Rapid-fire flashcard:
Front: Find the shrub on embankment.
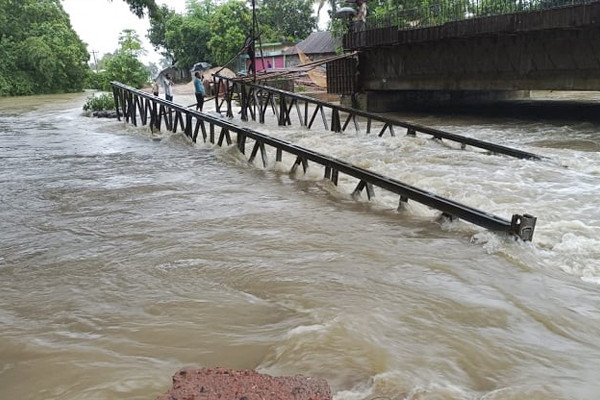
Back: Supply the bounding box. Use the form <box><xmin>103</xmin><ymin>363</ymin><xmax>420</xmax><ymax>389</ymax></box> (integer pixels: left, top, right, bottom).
<box><xmin>83</xmin><ymin>93</ymin><xmax>117</xmax><ymax>118</ymax></box>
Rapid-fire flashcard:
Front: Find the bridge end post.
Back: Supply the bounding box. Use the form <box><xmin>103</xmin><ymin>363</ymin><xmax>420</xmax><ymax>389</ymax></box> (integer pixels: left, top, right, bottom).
<box><xmin>510</xmin><ymin>214</ymin><xmax>537</xmax><ymax>242</ymax></box>
<box><xmin>111</xmin><ymin>86</ymin><xmax>121</xmax><ymax>121</ymax></box>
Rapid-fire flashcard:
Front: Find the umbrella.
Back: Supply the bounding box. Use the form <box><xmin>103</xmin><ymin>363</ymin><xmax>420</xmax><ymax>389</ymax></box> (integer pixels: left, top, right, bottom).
<box><xmin>335</xmin><ymin>7</ymin><xmax>357</xmax><ymax>19</ymax></box>
<box><xmin>191</xmin><ymin>62</ymin><xmax>212</xmax><ymax>72</ymax></box>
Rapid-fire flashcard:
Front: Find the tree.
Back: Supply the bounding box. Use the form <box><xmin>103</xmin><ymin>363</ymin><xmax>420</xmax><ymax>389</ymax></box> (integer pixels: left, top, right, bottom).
<box><xmin>147</xmin><ymin>4</ymin><xmax>179</xmax><ymax>65</ymax></box>
<box><xmin>115</xmin><ymin>0</ymin><xmax>160</xmax><ymax>19</ymax></box>
<box><xmin>207</xmin><ymin>0</ymin><xmax>252</xmax><ymax>67</ymax></box>
<box><xmin>147</xmin><ymin>0</ymin><xmax>320</xmax><ymax>71</ymax></box>
<box><xmin>148</xmin><ymin>0</ymin><xmax>216</xmax><ymax>69</ymax></box>
<box><xmin>158</xmin><ymin>57</ymin><xmax>172</xmax><ymax>69</ymax></box>
<box><xmin>365</xmin><ymin>0</ymin><xmax>470</xmax><ymax>28</ymax></box>
<box><xmin>117</xmin><ymin>28</ymin><xmax>147</xmax><ymax>58</ymax></box>
<box><xmin>0</xmin><ymin>0</ymin><xmax>90</xmax><ymax>96</ymax></box>
<box><xmin>104</xmin><ymin>29</ymin><xmax>150</xmax><ymax>89</ymax></box>
<box><xmin>258</xmin><ymin>0</ymin><xmax>317</xmax><ymax>42</ymax></box>
<box><xmin>313</xmin><ymin>0</ymin><xmax>328</xmax><ymax>26</ymax></box>
<box><xmin>98</xmin><ymin>53</ymin><xmax>115</xmax><ymax>71</ymax></box>
<box><xmin>147</xmin><ymin>62</ymin><xmax>159</xmax><ymax>79</ymax></box>
<box><xmin>165</xmin><ymin>8</ymin><xmax>214</xmax><ymax>68</ymax></box>
<box><xmin>469</xmin><ymin>0</ymin><xmax>524</xmax><ymax>17</ymax></box>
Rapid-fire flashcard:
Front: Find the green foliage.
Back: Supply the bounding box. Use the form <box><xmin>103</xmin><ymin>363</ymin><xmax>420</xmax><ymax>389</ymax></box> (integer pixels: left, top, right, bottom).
<box><xmin>104</xmin><ymin>53</ymin><xmax>149</xmax><ymax>89</ymax></box>
<box><xmin>85</xmin><ymin>70</ymin><xmax>111</xmax><ymax>91</ymax></box>
<box><xmin>0</xmin><ymin>0</ymin><xmax>90</xmax><ymax>96</ymax></box>
<box><xmin>114</xmin><ymin>0</ymin><xmax>160</xmax><ymax>19</ymax></box>
<box><xmin>258</xmin><ymin>0</ymin><xmax>317</xmax><ymax>42</ymax></box>
<box><xmin>82</xmin><ymin>93</ymin><xmax>115</xmax><ymax>112</ymax></box>
<box><xmin>207</xmin><ymin>1</ymin><xmax>252</xmax><ymax>67</ymax></box>
<box><xmin>329</xmin><ymin>17</ymin><xmax>348</xmax><ymax>41</ymax></box>
<box><xmin>367</xmin><ymin>0</ymin><xmax>478</xmax><ymax>27</ymax></box>
<box><xmin>118</xmin><ymin>29</ymin><xmax>146</xmax><ymax>58</ymax></box>
<box><xmin>97</xmin><ymin>53</ymin><xmax>115</xmax><ymax>71</ymax></box>
<box><xmin>164</xmin><ymin>11</ymin><xmax>212</xmax><ymax>68</ymax></box>
<box><xmin>104</xmin><ymin>29</ymin><xmax>150</xmax><ymax>88</ymax></box>
<box><xmin>147</xmin><ymin>62</ymin><xmax>159</xmax><ymax>78</ymax></box>
<box><xmin>469</xmin><ymin>0</ymin><xmax>524</xmax><ymax>16</ymax></box>
<box><xmin>148</xmin><ymin>0</ymin><xmax>318</xmax><ymax>71</ymax></box>
<box><xmin>147</xmin><ymin>4</ymin><xmax>178</xmax><ymax>64</ymax></box>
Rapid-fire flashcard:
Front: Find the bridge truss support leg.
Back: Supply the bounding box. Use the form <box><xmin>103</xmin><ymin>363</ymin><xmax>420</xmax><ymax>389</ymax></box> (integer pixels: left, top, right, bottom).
<box><xmin>278</xmin><ymin>95</ymin><xmax>292</xmax><ymax>126</ymax></box>
<box><xmin>379</xmin><ymin>123</ymin><xmax>395</xmax><ymax>137</ymax></box>
<box><xmin>259</xmin><ymin>92</ymin><xmax>269</xmax><ymax>123</ymax></box>
<box><xmin>249</xmin><ymin>141</ymin><xmax>268</xmax><ymax>168</ymax></box>
<box><xmin>331</xmin><ymin>109</ymin><xmax>342</xmax><ymax>133</ymax></box>
<box><xmin>398</xmin><ymin>195</ymin><xmax>409</xmax><ymax>211</ymax></box>
<box><xmin>218</xmin><ymin>127</ymin><xmax>232</xmax><ymax>146</ymax></box>
<box><xmin>290</xmin><ymin>156</ymin><xmax>308</xmax><ymax>175</ymax></box>
<box><xmin>193</xmin><ymin>119</ymin><xmax>207</xmax><ymax>143</ymax></box>
<box><xmin>240</xmin><ymin>87</ymin><xmax>248</xmax><ymax>121</ymax></box>
<box><xmin>342</xmin><ymin>113</ymin><xmax>360</xmax><ymax>134</ymax></box>
<box><xmin>352</xmin><ymin>180</ymin><xmax>375</xmax><ymax>200</ymax></box>
<box><xmin>237</xmin><ymin>133</ymin><xmax>247</xmax><ymax>154</ymax></box>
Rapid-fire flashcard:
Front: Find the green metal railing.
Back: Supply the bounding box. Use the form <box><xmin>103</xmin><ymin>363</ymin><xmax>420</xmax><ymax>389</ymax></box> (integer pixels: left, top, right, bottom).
<box><xmin>365</xmin><ymin>0</ymin><xmax>595</xmax><ymax>30</ymax></box>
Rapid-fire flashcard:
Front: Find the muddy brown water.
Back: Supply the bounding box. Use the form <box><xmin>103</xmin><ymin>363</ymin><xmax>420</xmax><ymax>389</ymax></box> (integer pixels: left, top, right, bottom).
<box><xmin>1</xmin><ymin>90</ymin><xmax>599</xmax><ymax>400</ymax></box>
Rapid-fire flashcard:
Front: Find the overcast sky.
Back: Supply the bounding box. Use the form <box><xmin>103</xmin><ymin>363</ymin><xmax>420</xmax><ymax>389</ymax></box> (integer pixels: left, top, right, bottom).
<box><xmin>61</xmin><ymin>0</ymin><xmax>187</xmax><ymax>65</ymax></box>
<box><xmin>62</xmin><ymin>0</ymin><xmax>330</xmax><ymax>66</ymax></box>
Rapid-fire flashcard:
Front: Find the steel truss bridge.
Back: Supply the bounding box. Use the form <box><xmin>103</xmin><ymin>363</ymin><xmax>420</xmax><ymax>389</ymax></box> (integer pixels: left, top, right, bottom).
<box><xmin>111</xmin><ymin>81</ymin><xmax>538</xmax><ymax>241</ymax></box>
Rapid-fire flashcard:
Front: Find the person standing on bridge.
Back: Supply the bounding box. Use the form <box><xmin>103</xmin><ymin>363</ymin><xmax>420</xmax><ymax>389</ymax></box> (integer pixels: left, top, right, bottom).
<box><xmin>163</xmin><ymin>73</ymin><xmax>174</xmax><ymax>102</ymax></box>
<box><xmin>244</xmin><ymin>36</ymin><xmax>256</xmax><ymax>75</ymax></box>
<box><xmin>194</xmin><ymin>72</ymin><xmax>206</xmax><ymax>111</ymax></box>
<box><xmin>152</xmin><ymin>78</ymin><xmax>159</xmax><ymax>97</ymax></box>
<box><xmin>356</xmin><ymin>0</ymin><xmax>367</xmax><ymax>31</ymax></box>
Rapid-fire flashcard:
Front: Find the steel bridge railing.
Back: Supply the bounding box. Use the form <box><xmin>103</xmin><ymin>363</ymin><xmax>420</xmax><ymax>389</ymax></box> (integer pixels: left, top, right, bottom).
<box><xmin>364</xmin><ymin>0</ymin><xmax>596</xmax><ymax>31</ymax></box>
<box><xmin>110</xmin><ymin>81</ymin><xmax>538</xmax><ymax>241</ymax></box>
<box><xmin>213</xmin><ymin>75</ymin><xmax>544</xmax><ymax>161</ymax></box>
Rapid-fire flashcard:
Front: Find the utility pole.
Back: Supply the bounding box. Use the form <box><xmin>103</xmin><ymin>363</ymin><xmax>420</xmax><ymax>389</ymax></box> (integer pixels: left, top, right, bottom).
<box><xmin>251</xmin><ymin>0</ymin><xmax>257</xmax><ymax>83</ymax></box>
<box><xmin>90</xmin><ymin>50</ymin><xmax>99</xmax><ymax>73</ymax></box>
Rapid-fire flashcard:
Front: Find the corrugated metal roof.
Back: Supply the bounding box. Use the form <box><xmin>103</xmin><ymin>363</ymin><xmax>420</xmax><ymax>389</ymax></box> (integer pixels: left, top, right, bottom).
<box><xmin>283</xmin><ymin>32</ymin><xmax>340</xmax><ymax>55</ymax></box>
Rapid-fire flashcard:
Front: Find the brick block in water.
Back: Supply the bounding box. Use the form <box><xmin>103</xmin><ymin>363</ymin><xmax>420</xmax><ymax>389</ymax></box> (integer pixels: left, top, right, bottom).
<box><xmin>156</xmin><ymin>367</ymin><xmax>332</xmax><ymax>400</ymax></box>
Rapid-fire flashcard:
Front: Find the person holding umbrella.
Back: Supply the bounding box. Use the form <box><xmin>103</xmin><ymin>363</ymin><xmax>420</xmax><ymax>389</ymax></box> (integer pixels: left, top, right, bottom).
<box><xmin>194</xmin><ymin>71</ymin><xmax>206</xmax><ymax>111</ymax></box>
<box><xmin>163</xmin><ymin>73</ymin><xmax>174</xmax><ymax>102</ymax></box>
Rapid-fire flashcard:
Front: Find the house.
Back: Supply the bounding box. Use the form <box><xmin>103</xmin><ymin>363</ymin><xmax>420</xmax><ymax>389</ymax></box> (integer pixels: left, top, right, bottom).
<box><xmin>240</xmin><ymin>32</ymin><xmax>341</xmax><ymax>73</ymax></box>
<box><xmin>282</xmin><ymin>31</ymin><xmax>341</xmax><ymax>68</ymax></box>
<box><xmin>240</xmin><ymin>41</ymin><xmax>291</xmax><ymax>73</ymax></box>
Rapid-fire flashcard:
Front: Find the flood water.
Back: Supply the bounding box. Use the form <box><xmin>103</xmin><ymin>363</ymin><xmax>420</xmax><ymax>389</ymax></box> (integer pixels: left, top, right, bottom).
<box><xmin>1</xmin><ymin>90</ymin><xmax>599</xmax><ymax>400</ymax></box>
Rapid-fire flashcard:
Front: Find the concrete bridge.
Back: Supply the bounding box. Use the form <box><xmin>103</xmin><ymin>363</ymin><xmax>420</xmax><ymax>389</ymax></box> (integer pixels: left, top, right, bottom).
<box><xmin>336</xmin><ymin>1</ymin><xmax>600</xmax><ymax>111</ymax></box>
